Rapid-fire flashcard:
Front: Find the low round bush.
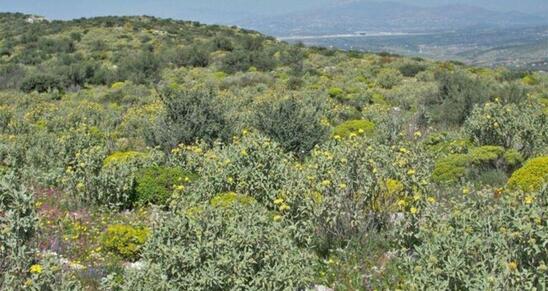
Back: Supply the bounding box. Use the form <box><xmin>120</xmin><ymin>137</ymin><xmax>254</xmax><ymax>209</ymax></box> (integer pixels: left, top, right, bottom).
<box><xmin>332</xmin><ymin>119</ymin><xmax>375</xmax><ymax>139</ymax></box>
<box><xmin>135</xmin><ymin>166</ymin><xmax>194</xmax><ymax>206</ymax></box>
<box><xmin>508</xmin><ymin>156</ymin><xmax>548</xmax><ymax>192</ymax></box>
<box><xmin>432</xmin><ymin>154</ymin><xmax>470</xmax><ymax>184</ymax></box>
<box><xmin>328</xmin><ymin>87</ymin><xmax>345</xmax><ymax>99</ymax></box>
<box><xmin>469</xmin><ymin>145</ymin><xmax>505</xmax><ymax>166</ymax></box>
<box><xmin>376</xmin><ymin>68</ymin><xmax>403</xmax><ymax>89</ymax></box>
<box><xmin>503</xmin><ymin>149</ymin><xmax>524</xmax><ymax>168</ymax></box>
<box><xmin>100</xmin><ymin>224</ymin><xmax>150</xmax><ymax>261</ymax></box>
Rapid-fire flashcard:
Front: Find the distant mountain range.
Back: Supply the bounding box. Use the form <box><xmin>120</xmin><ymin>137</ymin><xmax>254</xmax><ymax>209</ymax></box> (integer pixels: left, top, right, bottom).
<box><xmin>238</xmin><ymin>1</ymin><xmax>548</xmax><ymax>36</ymax></box>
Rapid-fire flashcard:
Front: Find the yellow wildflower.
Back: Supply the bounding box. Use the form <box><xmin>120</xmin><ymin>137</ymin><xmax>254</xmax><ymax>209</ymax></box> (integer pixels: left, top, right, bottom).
<box><xmin>507</xmin><ymin>261</ymin><xmax>518</xmax><ymax>272</ymax></box>
<box><xmin>175</xmin><ymin>185</ymin><xmax>185</xmax><ymax>191</ymax></box>
<box><xmin>321</xmin><ymin>180</ymin><xmax>331</xmax><ymax>187</ymax></box>
<box><xmin>279</xmin><ymin>203</ymin><xmax>290</xmax><ymax>212</ymax></box>
<box><xmin>273</xmin><ymin>215</ymin><xmax>283</xmax><ymax>222</ymax></box>
<box><xmin>397</xmin><ymin>199</ymin><xmax>407</xmax><ymax>207</ymax></box>
<box><xmin>273</xmin><ymin>198</ymin><xmax>284</xmax><ymax>205</ymax></box>
<box><xmin>30</xmin><ymin>264</ymin><xmax>43</xmax><ymax>274</ymax></box>
<box><xmin>410</xmin><ymin>207</ymin><xmax>418</xmax><ymax>215</ymax></box>
<box><xmin>462</xmin><ymin>187</ymin><xmax>470</xmax><ymax>195</ymax></box>
<box><xmin>427</xmin><ymin>197</ymin><xmax>436</xmax><ymax>204</ymax></box>
<box><xmin>333</xmin><ymin>135</ymin><xmax>341</xmax><ymax>141</ymax></box>
<box><xmin>338</xmin><ymin>183</ymin><xmax>347</xmax><ymax>190</ymax></box>
<box><xmin>524</xmin><ymin>195</ymin><xmax>534</xmax><ymax>205</ymax></box>
<box><xmin>407</xmin><ymin>169</ymin><xmax>416</xmax><ymax>176</ymax></box>
<box><xmin>240</xmin><ymin>149</ymin><xmax>248</xmax><ymax>156</ymax></box>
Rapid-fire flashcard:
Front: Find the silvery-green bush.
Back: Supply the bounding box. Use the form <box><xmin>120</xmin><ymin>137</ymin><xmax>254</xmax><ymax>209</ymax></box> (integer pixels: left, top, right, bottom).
<box><xmin>103</xmin><ymin>203</ymin><xmax>315</xmax><ymax>290</ymax></box>
<box><xmin>174</xmin><ymin>132</ymin><xmax>294</xmax><ymax>208</ymax></box>
<box><xmin>397</xmin><ymin>188</ymin><xmax>547</xmax><ymax>290</ymax></box>
<box><xmin>464</xmin><ymin>101</ymin><xmax>547</xmax><ymax>158</ymax></box>
<box><xmin>1</xmin><ymin>173</ymin><xmax>80</xmax><ymax>290</ymax></box>
<box><xmin>0</xmin><ymin>173</ymin><xmax>37</xmax><ymax>286</ymax></box>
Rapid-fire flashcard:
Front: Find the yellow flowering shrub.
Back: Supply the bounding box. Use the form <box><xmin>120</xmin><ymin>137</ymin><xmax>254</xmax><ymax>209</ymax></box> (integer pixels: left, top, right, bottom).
<box><xmin>103</xmin><ymin>151</ymin><xmax>147</xmax><ymax>168</ymax></box>
<box><xmin>210</xmin><ymin>192</ymin><xmax>256</xmax><ymax>208</ymax></box>
<box><xmin>508</xmin><ymin>156</ymin><xmax>548</xmax><ymax>192</ymax></box>
<box><xmin>100</xmin><ymin>224</ymin><xmax>150</xmax><ymax>260</ymax></box>
<box><xmin>332</xmin><ymin>119</ymin><xmax>375</xmax><ymax>139</ymax></box>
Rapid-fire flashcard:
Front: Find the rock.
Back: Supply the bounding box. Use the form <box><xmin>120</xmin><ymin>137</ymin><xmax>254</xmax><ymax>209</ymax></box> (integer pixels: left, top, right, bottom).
<box><xmin>312</xmin><ymin>285</ymin><xmax>334</xmax><ymax>291</ymax></box>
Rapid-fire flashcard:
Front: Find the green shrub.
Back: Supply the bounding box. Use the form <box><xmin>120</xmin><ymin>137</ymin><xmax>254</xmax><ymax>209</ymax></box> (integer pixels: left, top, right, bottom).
<box><xmin>1</xmin><ymin>175</ymin><xmax>80</xmax><ymax>289</ymax></box>
<box><xmin>103</xmin><ymin>204</ymin><xmax>315</xmax><ymax>290</ymax></box>
<box><xmin>422</xmin><ymin>68</ymin><xmax>489</xmax><ymax>126</ymax></box>
<box><xmin>398</xmin><ymin>189</ymin><xmax>547</xmax><ymax>290</ymax></box>
<box><xmin>522</xmin><ymin>74</ymin><xmax>538</xmax><ymax>86</ymax></box>
<box><xmin>464</xmin><ymin>102</ymin><xmax>547</xmax><ymax>158</ymax></box>
<box><xmin>306</xmin><ymin>136</ymin><xmax>433</xmax><ymax>252</ymax></box>
<box><xmin>376</xmin><ymin>68</ymin><xmax>403</xmax><ymax>89</ymax></box>
<box><xmin>0</xmin><ymin>175</ymin><xmax>37</xmax><ymax>270</ymax></box>
<box><xmin>146</xmin><ymin>87</ymin><xmax>233</xmax><ymax>151</ymax></box>
<box><xmin>503</xmin><ymin>149</ymin><xmax>524</xmax><ymax>168</ymax></box>
<box><xmin>254</xmin><ymin>95</ymin><xmax>329</xmax><ymax>157</ymax></box>
<box><xmin>20</xmin><ymin>73</ymin><xmax>63</xmax><ymax>93</ymax></box>
<box><xmin>432</xmin><ymin>154</ymin><xmax>470</xmax><ymax>184</ymax></box>
<box><xmin>177</xmin><ymin>132</ymin><xmax>292</xmax><ymax>209</ymax></box>
<box><xmin>508</xmin><ymin>156</ymin><xmax>548</xmax><ymax>192</ymax></box>
<box><xmin>118</xmin><ymin>50</ymin><xmax>161</xmax><ymax>84</ymax></box>
<box><xmin>135</xmin><ymin>166</ymin><xmax>194</xmax><ymax>206</ymax></box>
<box><xmin>172</xmin><ymin>45</ymin><xmax>210</xmax><ymax>68</ymax></box>
<box><xmin>221</xmin><ymin>49</ymin><xmax>276</xmax><ymax>73</ymax></box>
<box><xmin>66</xmin><ymin>146</ymin><xmax>154</xmax><ymax>209</ymax></box>
<box><xmin>398</xmin><ymin>62</ymin><xmax>427</xmax><ymax>77</ymax></box>
<box><xmin>332</xmin><ymin>119</ymin><xmax>375</xmax><ymax>139</ymax></box>
<box><xmin>328</xmin><ymin>87</ymin><xmax>345</xmax><ymax>99</ymax></box>
<box><xmin>477</xmin><ymin>169</ymin><xmax>508</xmax><ymax>187</ymax></box>
<box><xmin>100</xmin><ymin>224</ymin><xmax>150</xmax><ymax>261</ymax></box>
<box><xmin>469</xmin><ymin>145</ymin><xmax>505</xmax><ymax>166</ymax></box>
<box><xmin>432</xmin><ymin>146</ymin><xmax>525</xmax><ymax>185</ymax></box>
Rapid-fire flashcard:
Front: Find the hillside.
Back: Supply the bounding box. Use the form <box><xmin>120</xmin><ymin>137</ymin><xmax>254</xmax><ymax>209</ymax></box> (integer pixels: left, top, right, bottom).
<box><xmin>239</xmin><ymin>1</ymin><xmax>548</xmax><ymax>36</ymax></box>
<box><xmin>0</xmin><ymin>13</ymin><xmax>547</xmax><ymax>290</ymax></box>
<box><xmin>282</xmin><ymin>25</ymin><xmax>548</xmax><ymax>70</ymax></box>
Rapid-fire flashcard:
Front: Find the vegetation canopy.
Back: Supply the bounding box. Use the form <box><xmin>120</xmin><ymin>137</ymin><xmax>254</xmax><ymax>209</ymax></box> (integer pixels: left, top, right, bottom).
<box><xmin>0</xmin><ymin>12</ymin><xmax>546</xmax><ymax>290</ymax></box>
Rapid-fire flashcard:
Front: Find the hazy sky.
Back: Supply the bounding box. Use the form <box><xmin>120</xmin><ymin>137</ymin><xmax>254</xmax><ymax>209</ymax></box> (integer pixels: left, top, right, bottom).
<box><xmin>1</xmin><ymin>0</ymin><xmax>546</xmax><ymax>23</ymax></box>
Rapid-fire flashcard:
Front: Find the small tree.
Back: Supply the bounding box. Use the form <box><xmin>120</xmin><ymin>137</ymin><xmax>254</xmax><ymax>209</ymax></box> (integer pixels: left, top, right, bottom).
<box><xmin>146</xmin><ymin>87</ymin><xmax>232</xmax><ymax>151</ymax></box>
<box><xmin>421</xmin><ymin>68</ymin><xmax>489</xmax><ymax>126</ymax></box>
<box><xmin>254</xmin><ymin>95</ymin><xmax>329</xmax><ymax>157</ymax></box>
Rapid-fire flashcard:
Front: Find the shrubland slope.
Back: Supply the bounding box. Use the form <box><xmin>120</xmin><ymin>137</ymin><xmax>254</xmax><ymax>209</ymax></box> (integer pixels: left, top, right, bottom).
<box><xmin>0</xmin><ymin>13</ymin><xmax>547</xmax><ymax>290</ymax></box>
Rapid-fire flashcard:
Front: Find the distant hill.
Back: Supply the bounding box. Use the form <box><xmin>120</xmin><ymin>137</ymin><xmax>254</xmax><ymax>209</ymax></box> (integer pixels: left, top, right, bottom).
<box><xmin>239</xmin><ymin>1</ymin><xmax>548</xmax><ymax>36</ymax></box>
